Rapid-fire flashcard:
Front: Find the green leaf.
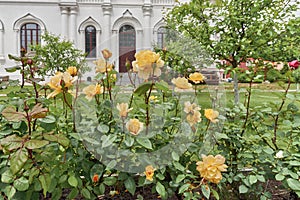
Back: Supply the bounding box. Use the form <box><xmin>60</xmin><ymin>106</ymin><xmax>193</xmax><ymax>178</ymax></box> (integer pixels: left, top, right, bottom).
<box><xmin>5</xmin><ymin>66</ymin><xmax>21</xmax><ymax>72</ymax></box>
<box><xmin>124</xmin><ymin>177</ymin><xmax>136</xmax><ymax>195</ymax></box>
<box><xmin>10</xmin><ymin>148</ymin><xmax>28</xmax><ymax>175</ymax></box>
<box><xmin>4</xmin><ymin>185</ymin><xmax>16</xmax><ymax>200</ymax></box>
<box><xmin>39</xmin><ymin>173</ymin><xmax>51</xmax><ymax>197</ymax></box>
<box><xmin>103</xmin><ymin>177</ymin><xmax>117</xmax><ymax>186</ymax></box>
<box><xmin>155</xmin><ymin>81</ymin><xmax>169</xmax><ymax>92</ymax></box>
<box><xmin>215</xmin><ymin>132</ymin><xmax>229</xmax><ymax>139</ymax></box>
<box><xmin>67</xmin><ymin>188</ymin><xmax>79</xmax><ymax>199</ymax></box>
<box><xmin>173</xmin><ymin>161</ymin><xmax>185</xmax><ymax>171</ymax></box>
<box><xmin>97</xmin><ymin>124</ymin><xmax>110</xmax><ymax>133</ymax></box>
<box><xmin>101</xmin><ymin>135</ymin><xmax>117</xmax><ymax>148</ymax></box>
<box><xmin>263</xmin><ymin>147</ymin><xmax>274</xmax><ymax>154</ymax></box>
<box><xmin>275</xmin><ymin>174</ymin><xmax>285</xmax><ymax>181</ymax></box>
<box><xmin>99</xmin><ymin>183</ymin><xmax>105</xmax><ymax>195</ymax></box>
<box><xmin>8</xmin><ymin>54</ymin><xmax>21</xmax><ymax>61</ymax></box>
<box><xmin>81</xmin><ymin>188</ymin><xmax>91</xmax><ymax>199</ymax></box>
<box><xmin>211</xmin><ymin>188</ymin><xmax>220</xmax><ymax>200</ymax></box>
<box><xmin>134</xmin><ymin>82</ymin><xmax>153</xmax><ymax>96</ymax></box>
<box><xmin>43</xmin><ymin>133</ymin><xmax>70</xmax><ymax>147</ymax></box>
<box><xmin>289</xmin><ymin>161</ymin><xmax>300</xmax><ymax>166</ymax></box>
<box><xmin>287</xmin><ymin>178</ymin><xmax>300</xmax><ymax>191</ymax></box>
<box><xmin>175</xmin><ymin>174</ymin><xmax>186</xmax><ymax>183</ymax></box>
<box><xmin>239</xmin><ymin>185</ymin><xmax>248</xmax><ymax>194</ymax></box>
<box><xmin>124</xmin><ymin>135</ymin><xmax>134</xmax><ymax>147</ymax></box>
<box><xmin>156</xmin><ymin>182</ymin><xmax>166</xmax><ymax>199</ymax></box>
<box><xmin>14</xmin><ymin>177</ymin><xmax>29</xmax><ymax>191</ymax></box>
<box><xmin>249</xmin><ymin>175</ymin><xmax>257</xmax><ymax>185</ymax></box>
<box><xmin>0</xmin><ymin>134</ymin><xmax>23</xmax><ymax>151</ymax></box>
<box><xmin>136</xmin><ymin>138</ymin><xmax>153</xmax><ymax>149</ymax></box>
<box><xmin>201</xmin><ymin>184</ymin><xmax>210</xmax><ymax>199</ymax></box>
<box><xmin>172</xmin><ymin>151</ymin><xmax>180</xmax><ymax>161</ymax></box>
<box><xmin>1</xmin><ymin>107</ymin><xmax>25</xmax><ymax>122</ymax></box>
<box><xmin>1</xmin><ymin>169</ymin><xmax>14</xmax><ymax>183</ymax></box>
<box><xmin>39</xmin><ymin>115</ymin><xmax>56</xmax><ymax>124</ymax></box>
<box><xmin>68</xmin><ymin>175</ymin><xmax>78</xmax><ymax>187</ymax></box>
<box><xmin>24</xmin><ymin>140</ymin><xmax>49</xmax><ymax>149</ymax></box>
<box><xmin>178</xmin><ymin>183</ymin><xmax>190</xmax><ymax>194</ymax></box>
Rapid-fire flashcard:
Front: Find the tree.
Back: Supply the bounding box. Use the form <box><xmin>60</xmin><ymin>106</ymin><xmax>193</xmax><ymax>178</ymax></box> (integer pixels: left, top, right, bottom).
<box><xmin>166</xmin><ymin>0</ymin><xmax>300</xmax><ymax>104</ymax></box>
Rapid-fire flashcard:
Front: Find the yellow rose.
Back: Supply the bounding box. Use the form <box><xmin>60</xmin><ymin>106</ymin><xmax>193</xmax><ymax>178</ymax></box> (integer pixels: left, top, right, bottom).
<box><xmin>196</xmin><ymin>154</ymin><xmax>227</xmax><ymax>184</ymax></box>
<box><xmin>116</xmin><ymin>103</ymin><xmax>132</xmax><ymax>118</ymax></box>
<box><xmin>184</xmin><ymin>101</ymin><xmax>200</xmax><ymax>114</ymax></box>
<box><xmin>144</xmin><ymin>165</ymin><xmax>155</xmax><ymax>181</ymax></box>
<box><xmin>94</xmin><ymin>58</ymin><xmax>113</xmax><ymax>73</ymax></box>
<box><xmin>204</xmin><ymin>109</ymin><xmax>219</xmax><ymax>123</ymax></box>
<box><xmin>132</xmin><ymin>50</ymin><xmax>164</xmax><ymax>80</ymax></box>
<box><xmin>126</xmin><ymin>118</ymin><xmax>143</xmax><ymax>135</ymax></box>
<box><xmin>186</xmin><ymin>110</ymin><xmax>202</xmax><ymax>126</ymax></box>
<box><xmin>82</xmin><ymin>84</ymin><xmax>103</xmax><ymax>101</ymax></box>
<box><xmin>66</xmin><ymin>66</ymin><xmax>78</xmax><ymax>76</ymax></box>
<box><xmin>101</xmin><ymin>49</ymin><xmax>112</xmax><ymax>60</ymax></box>
<box><xmin>189</xmin><ymin>72</ymin><xmax>205</xmax><ymax>84</ymax></box>
<box><xmin>47</xmin><ymin>72</ymin><xmax>77</xmax><ymax>98</ymax></box>
<box><xmin>171</xmin><ymin>77</ymin><xmax>192</xmax><ymax>90</ymax></box>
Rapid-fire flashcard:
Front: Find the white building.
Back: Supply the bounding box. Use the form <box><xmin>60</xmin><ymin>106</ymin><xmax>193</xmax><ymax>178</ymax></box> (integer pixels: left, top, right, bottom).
<box><xmin>0</xmin><ymin>0</ymin><xmax>174</xmax><ymax>80</ymax></box>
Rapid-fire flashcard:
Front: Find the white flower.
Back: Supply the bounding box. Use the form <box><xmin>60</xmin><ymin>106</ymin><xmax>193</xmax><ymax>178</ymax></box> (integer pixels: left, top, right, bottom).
<box><xmin>275</xmin><ymin>150</ymin><xmax>284</xmax><ymax>159</ymax></box>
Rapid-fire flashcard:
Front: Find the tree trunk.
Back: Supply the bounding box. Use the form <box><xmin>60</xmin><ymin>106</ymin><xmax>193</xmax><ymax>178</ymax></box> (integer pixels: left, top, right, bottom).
<box><xmin>233</xmin><ymin>72</ymin><xmax>239</xmax><ymax>105</ymax></box>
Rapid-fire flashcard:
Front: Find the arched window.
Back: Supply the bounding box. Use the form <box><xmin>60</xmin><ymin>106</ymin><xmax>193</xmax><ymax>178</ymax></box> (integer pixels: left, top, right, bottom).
<box><xmin>21</xmin><ymin>23</ymin><xmax>41</xmax><ymax>52</ymax></box>
<box><xmin>85</xmin><ymin>26</ymin><xmax>96</xmax><ymax>58</ymax></box>
<box><xmin>119</xmin><ymin>25</ymin><xmax>136</xmax><ymax>72</ymax></box>
<box><xmin>157</xmin><ymin>27</ymin><xmax>167</xmax><ymax>49</ymax></box>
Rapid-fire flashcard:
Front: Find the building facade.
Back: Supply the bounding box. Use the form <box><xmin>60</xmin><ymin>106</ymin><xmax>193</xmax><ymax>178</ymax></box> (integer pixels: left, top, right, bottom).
<box><xmin>0</xmin><ymin>0</ymin><xmax>174</xmax><ymax>80</ymax></box>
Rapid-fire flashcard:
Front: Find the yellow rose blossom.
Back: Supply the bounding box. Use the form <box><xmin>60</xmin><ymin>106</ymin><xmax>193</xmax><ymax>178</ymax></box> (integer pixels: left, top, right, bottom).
<box><xmin>94</xmin><ymin>58</ymin><xmax>113</xmax><ymax>73</ymax></box>
<box><xmin>116</xmin><ymin>103</ymin><xmax>132</xmax><ymax>118</ymax></box>
<box><xmin>126</xmin><ymin>118</ymin><xmax>143</xmax><ymax>135</ymax></box>
<box><xmin>186</xmin><ymin>110</ymin><xmax>202</xmax><ymax>126</ymax></box>
<box><xmin>196</xmin><ymin>154</ymin><xmax>228</xmax><ymax>184</ymax></box>
<box><xmin>66</xmin><ymin>66</ymin><xmax>77</xmax><ymax>76</ymax></box>
<box><xmin>132</xmin><ymin>50</ymin><xmax>164</xmax><ymax>80</ymax></box>
<box><xmin>184</xmin><ymin>101</ymin><xmax>200</xmax><ymax>114</ymax></box>
<box><xmin>101</xmin><ymin>49</ymin><xmax>112</xmax><ymax>59</ymax></box>
<box><xmin>149</xmin><ymin>95</ymin><xmax>158</xmax><ymax>102</ymax></box>
<box><xmin>171</xmin><ymin>77</ymin><xmax>192</xmax><ymax>91</ymax></box>
<box><xmin>204</xmin><ymin>109</ymin><xmax>219</xmax><ymax>123</ymax></box>
<box><xmin>144</xmin><ymin>165</ymin><xmax>155</xmax><ymax>181</ymax></box>
<box><xmin>82</xmin><ymin>84</ymin><xmax>103</xmax><ymax>101</ymax></box>
<box><xmin>47</xmin><ymin>72</ymin><xmax>77</xmax><ymax>98</ymax></box>
<box><xmin>189</xmin><ymin>72</ymin><xmax>205</xmax><ymax>84</ymax></box>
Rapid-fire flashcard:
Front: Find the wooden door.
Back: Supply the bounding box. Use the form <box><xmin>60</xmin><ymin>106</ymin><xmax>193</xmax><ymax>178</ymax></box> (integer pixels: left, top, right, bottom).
<box><xmin>119</xmin><ymin>25</ymin><xmax>136</xmax><ymax>72</ymax></box>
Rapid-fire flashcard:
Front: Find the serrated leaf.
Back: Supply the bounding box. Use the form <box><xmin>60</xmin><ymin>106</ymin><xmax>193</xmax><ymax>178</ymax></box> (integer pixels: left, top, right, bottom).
<box><xmin>178</xmin><ymin>183</ymin><xmax>190</xmax><ymax>194</ymax></box>
<box><xmin>0</xmin><ymin>134</ymin><xmax>23</xmax><ymax>151</ymax></box>
<box><xmin>239</xmin><ymin>185</ymin><xmax>248</xmax><ymax>194</ymax></box>
<box><xmin>124</xmin><ymin>135</ymin><xmax>134</xmax><ymax>147</ymax></box>
<box><xmin>103</xmin><ymin>177</ymin><xmax>117</xmax><ymax>186</ymax></box>
<box><xmin>1</xmin><ymin>107</ymin><xmax>25</xmax><ymax>122</ymax></box>
<box><xmin>156</xmin><ymin>182</ymin><xmax>166</xmax><ymax>198</ymax></box>
<box><xmin>81</xmin><ymin>188</ymin><xmax>91</xmax><ymax>199</ymax></box>
<box><xmin>10</xmin><ymin>148</ymin><xmax>28</xmax><ymax>175</ymax></box>
<box><xmin>125</xmin><ymin>177</ymin><xmax>136</xmax><ymax>195</ymax></box>
<box><xmin>43</xmin><ymin>133</ymin><xmax>70</xmax><ymax>147</ymax></box>
<box><xmin>68</xmin><ymin>175</ymin><xmax>78</xmax><ymax>187</ymax></box>
<box><xmin>173</xmin><ymin>161</ymin><xmax>185</xmax><ymax>171</ymax></box>
<box><xmin>201</xmin><ymin>184</ymin><xmax>210</xmax><ymax>199</ymax></box>
<box><xmin>39</xmin><ymin>115</ymin><xmax>56</xmax><ymax>124</ymax></box>
<box><xmin>14</xmin><ymin>177</ymin><xmax>29</xmax><ymax>191</ymax></box>
<box><xmin>275</xmin><ymin>174</ymin><xmax>285</xmax><ymax>181</ymax></box>
<box><xmin>134</xmin><ymin>82</ymin><xmax>153</xmax><ymax>95</ymax></box>
<box><xmin>29</xmin><ymin>103</ymin><xmax>48</xmax><ymax>119</ymax></box>
<box><xmin>136</xmin><ymin>138</ymin><xmax>153</xmax><ymax>149</ymax></box>
<box><xmin>211</xmin><ymin>188</ymin><xmax>220</xmax><ymax>200</ymax></box>
<box><xmin>172</xmin><ymin>152</ymin><xmax>180</xmax><ymax>161</ymax></box>
<box><xmin>155</xmin><ymin>81</ymin><xmax>169</xmax><ymax>92</ymax></box>
<box><xmin>102</xmin><ymin>135</ymin><xmax>117</xmax><ymax>148</ymax></box>
<box><xmin>67</xmin><ymin>188</ymin><xmax>79</xmax><ymax>199</ymax></box>
<box><xmin>249</xmin><ymin>175</ymin><xmax>257</xmax><ymax>185</ymax></box>
<box><xmin>1</xmin><ymin>169</ymin><xmax>14</xmax><ymax>183</ymax></box>
<box><xmin>39</xmin><ymin>173</ymin><xmax>51</xmax><ymax>197</ymax></box>
<box><xmin>287</xmin><ymin>178</ymin><xmax>300</xmax><ymax>191</ymax></box>
<box><xmin>97</xmin><ymin>124</ymin><xmax>110</xmax><ymax>133</ymax></box>
<box><xmin>175</xmin><ymin>174</ymin><xmax>185</xmax><ymax>183</ymax></box>
<box><xmin>24</xmin><ymin>140</ymin><xmax>49</xmax><ymax>149</ymax></box>
<box><xmin>99</xmin><ymin>183</ymin><xmax>105</xmax><ymax>195</ymax></box>
<box><xmin>4</xmin><ymin>185</ymin><xmax>16</xmax><ymax>200</ymax></box>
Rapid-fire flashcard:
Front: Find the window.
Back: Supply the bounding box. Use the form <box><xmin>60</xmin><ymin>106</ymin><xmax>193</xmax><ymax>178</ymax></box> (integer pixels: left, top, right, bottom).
<box><xmin>85</xmin><ymin>26</ymin><xmax>96</xmax><ymax>58</ymax></box>
<box><xmin>157</xmin><ymin>27</ymin><xmax>166</xmax><ymax>49</ymax></box>
<box><xmin>20</xmin><ymin>23</ymin><xmax>41</xmax><ymax>52</ymax></box>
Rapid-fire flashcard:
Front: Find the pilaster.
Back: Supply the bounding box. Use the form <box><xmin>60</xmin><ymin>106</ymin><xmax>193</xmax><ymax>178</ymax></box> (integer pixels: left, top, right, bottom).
<box><xmin>102</xmin><ymin>2</ymin><xmax>112</xmax><ymax>50</ymax></box>
<box><xmin>142</xmin><ymin>2</ymin><xmax>153</xmax><ymax>49</ymax></box>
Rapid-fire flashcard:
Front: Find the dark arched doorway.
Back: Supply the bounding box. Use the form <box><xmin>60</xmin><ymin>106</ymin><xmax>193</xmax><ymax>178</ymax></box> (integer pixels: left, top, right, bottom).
<box><xmin>119</xmin><ymin>25</ymin><xmax>136</xmax><ymax>72</ymax></box>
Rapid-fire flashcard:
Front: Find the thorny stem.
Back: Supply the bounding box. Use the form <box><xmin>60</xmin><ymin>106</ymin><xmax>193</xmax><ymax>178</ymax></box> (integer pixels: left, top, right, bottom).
<box><xmin>241</xmin><ymin>74</ymin><xmax>254</xmax><ymax>136</ymax></box>
<box><xmin>105</xmin><ymin>60</ymin><xmax>113</xmax><ymax>102</ymax></box>
<box><xmin>273</xmin><ymin>77</ymin><xmax>291</xmax><ymax>149</ymax></box>
<box><xmin>145</xmin><ymin>83</ymin><xmax>154</xmax><ymax>134</ymax></box>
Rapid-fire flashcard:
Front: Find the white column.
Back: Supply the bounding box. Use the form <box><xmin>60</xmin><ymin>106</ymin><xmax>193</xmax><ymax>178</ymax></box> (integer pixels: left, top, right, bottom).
<box><xmin>136</xmin><ymin>30</ymin><xmax>143</xmax><ymax>52</ymax></box>
<box><xmin>143</xmin><ymin>4</ymin><xmax>152</xmax><ymax>49</ymax></box>
<box><xmin>102</xmin><ymin>3</ymin><xmax>112</xmax><ymax>50</ymax></box>
<box><xmin>61</xmin><ymin>7</ymin><xmax>69</xmax><ymax>39</ymax></box>
<box><xmin>96</xmin><ymin>30</ymin><xmax>101</xmax><ymax>58</ymax></box>
<box><xmin>69</xmin><ymin>7</ymin><xmax>77</xmax><ymax>44</ymax></box>
<box><xmin>0</xmin><ymin>30</ymin><xmax>4</xmax><ymax>60</ymax></box>
<box><xmin>111</xmin><ymin>30</ymin><xmax>118</xmax><ymax>71</ymax></box>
